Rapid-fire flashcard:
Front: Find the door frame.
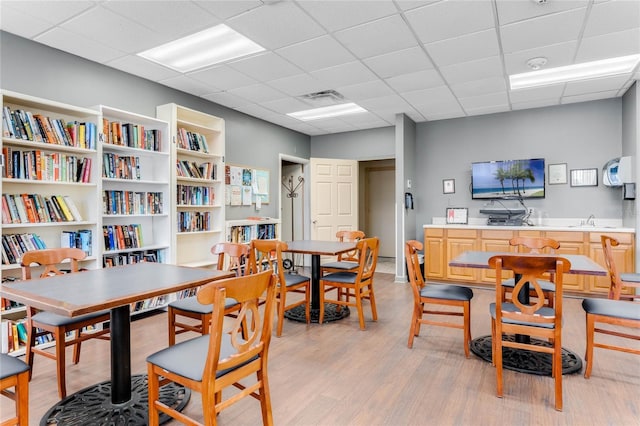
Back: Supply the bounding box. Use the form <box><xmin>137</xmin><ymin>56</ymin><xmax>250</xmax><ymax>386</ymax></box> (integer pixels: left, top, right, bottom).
<box><xmin>279</xmin><ymin>154</ymin><xmax>310</xmax><ymax>266</ymax></box>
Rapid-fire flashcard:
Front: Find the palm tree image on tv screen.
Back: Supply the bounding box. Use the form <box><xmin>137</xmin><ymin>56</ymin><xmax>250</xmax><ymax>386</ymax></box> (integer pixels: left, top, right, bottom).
<box><xmin>471</xmin><ymin>159</ymin><xmax>545</xmax><ymax>199</ymax></box>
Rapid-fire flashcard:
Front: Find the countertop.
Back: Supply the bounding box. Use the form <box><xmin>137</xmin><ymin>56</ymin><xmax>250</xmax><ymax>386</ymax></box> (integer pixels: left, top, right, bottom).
<box><xmin>423</xmin><ymin>223</ymin><xmax>636</xmax><ymax>233</ymax></box>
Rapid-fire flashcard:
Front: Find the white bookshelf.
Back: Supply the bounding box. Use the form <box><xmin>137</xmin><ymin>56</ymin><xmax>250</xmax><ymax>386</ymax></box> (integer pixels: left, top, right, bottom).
<box><xmin>156</xmin><ymin>103</ymin><xmax>225</xmax><ymax>268</ymax></box>
<box><xmin>226</xmin><ymin>218</ymin><xmax>281</xmax><ymax>244</ymax></box>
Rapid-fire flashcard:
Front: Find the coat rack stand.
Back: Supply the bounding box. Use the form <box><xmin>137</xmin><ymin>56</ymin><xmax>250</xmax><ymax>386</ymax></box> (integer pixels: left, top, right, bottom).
<box><xmin>282</xmin><ymin>175</ymin><xmax>304</xmax><ymax>272</ymax></box>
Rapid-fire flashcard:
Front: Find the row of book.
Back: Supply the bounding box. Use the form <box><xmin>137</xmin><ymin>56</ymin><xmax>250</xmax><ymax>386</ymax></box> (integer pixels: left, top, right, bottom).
<box><xmin>1</xmin><ymin>232</ymin><xmax>46</xmax><ymax>265</ymax></box>
<box><xmin>2</xmin><ymin>193</ymin><xmax>83</xmax><ymax>225</ymax></box>
<box><xmin>61</xmin><ymin>229</ymin><xmax>92</xmax><ymax>256</ymax></box>
<box><xmin>103</xmin><ymin>224</ymin><xmax>144</xmax><ymax>251</ymax></box>
<box><xmin>130</xmin><ymin>295</ymin><xmax>168</xmax><ymax>314</ymax></box>
<box><xmin>102</xmin><ymin>153</ymin><xmax>141</xmax><ymax>180</ymax></box>
<box><xmin>178</xmin><ymin>211</ymin><xmax>211</xmax><ymax>232</ymax></box>
<box><xmin>176</xmin><ymin>185</ymin><xmax>215</xmax><ymax>206</ymax></box>
<box><xmin>103</xmin><ymin>248</ymin><xmax>164</xmax><ymax>268</ymax></box>
<box><xmin>176</xmin><ymin>160</ymin><xmax>217</xmax><ymax>180</ymax></box>
<box><xmin>1</xmin><ymin>277</ymin><xmax>23</xmax><ymax>311</ymax></box>
<box><xmin>102</xmin><ymin>118</ymin><xmax>162</xmax><ymax>151</ymax></box>
<box><xmin>1</xmin><ymin>319</ymin><xmax>102</xmax><ymax>354</ymax></box>
<box><xmin>228</xmin><ymin>223</ymin><xmax>278</xmax><ymax>244</ymax></box>
<box><xmin>2</xmin><ymin>147</ymin><xmax>93</xmax><ymax>183</ymax></box>
<box><xmin>3</xmin><ymin>106</ymin><xmax>97</xmax><ymax>149</ymax></box>
<box><xmin>177</xmin><ymin>127</ymin><xmax>209</xmax><ymax>153</ymax></box>
<box><xmin>102</xmin><ymin>190</ymin><xmax>163</xmax><ymax>215</ymax></box>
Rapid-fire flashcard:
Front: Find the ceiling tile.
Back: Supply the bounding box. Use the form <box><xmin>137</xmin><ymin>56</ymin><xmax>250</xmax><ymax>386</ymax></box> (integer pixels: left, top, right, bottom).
<box><xmin>426</xmin><ymin>28</ymin><xmax>500</xmax><ymax>68</ymax></box>
<box><xmin>227</xmin><ymin>83</ymin><xmax>287</xmax><ymax>103</ymax></box>
<box><xmin>385</xmin><ymin>69</ymin><xmax>444</xmax><ymax>92</ymax></box>
<box><xmin>509</xmin><ymin>84</ymin><xmax>564</xmax><ymax>103</ymax></box>
<box><xmin>395</xmin><ymin>1</ymin><xmax>440</xmax><ymax>12</ymax></box>
<box><xmin>35</xmin><ymin>27</ymin><xmax>124</xmax><ymax>64</ymax></box>
<box><xmin>459</xmin><ymin>92</ymin><xmax>509</xmax><ymax>111</ymax></box>
<box><xmin>233</xmin><ymin>103</ymin><xmax>281</xmax><ymax>120</ymax></box>
<box><xmin>450</xmin><ymin>77</ymin><xmax>508</xmax><ymax>98</ymax></box>
<box><xmin>504</xmin><ymin>41</ymin><xmax>577</xmax><ymax>75</ymax></box>
<box><xmin>60</xmin><ymin>5</ymin><xmax>169</xmax><ymax>53</ymax></box>
<box><xmin>495</xmin><ymin>0</ymin><xmax>589</xmax><ymax>25</ymax></box>
<box><xmin>102</xmin><ymin>1</ymin><xmax>219</xmax><ymax>38</ymax></box>
<box><xmin>276</xmin><ymin>35</ymin><xmax>355</xmax><ymax>72</ymax></box>
<box><xmin>440</xmin><ymin>56</ymin><xmax>504</xmax><ymax>85</ymax></box>
<box><xmin>464</xmin><ymin>104</ymin><xmax>511</xmax><ymax>117</ymax></box>
<box><xmin>583</xmin><ymin>0</ymin><xmax>640</xmax><ymax>37</ymax></box>
<box><xmin>358</xmin><ymin>94</ymin><xmax>415</xmax><ymax>111</ymax></box>
<box><xmin>267</xmin><ymin>73</ymin><xmax>326</xmax><ymax>97</ymax></box>
<box><xmin>333</xmin><ymin>14</ymin><xmax>417</xmax><ymax>59</ymax></box>
<box><xmin>228</xmin><ymin>52</ymin><xmax>303</xmax><ymax>82</ymax></box>
<box><xmin>296</xmin><ymin>0</ymin><xmax>397</xmax><ymax>32</ymax></box>
<box><xmin>561</xmin><ymin>89</ymin><xmax>621</xmax><ymax>105</ymax></box>
<box><xmin>187</xmin><ymin>65</ymin><xmax>256</xmax><ymax>91</ymax></box>
<box><xmin>563</xmin><ymin>74</ymin><xmax>633</xmax><ymax>96</ymax></box>
<box><xmin>1</xmin><ymin>0</ymin><xmax>96</xmax><ymax>25</ymax></box>
<box><xmin>201</xmin><ymin>91</ymin><xmax>254</xmax><ymax>109</ymax></box>
<box><xmin>226</xmin><ymin>1</ymin><xmax>325</xmax><ymax>50</ymax></box>
<box><xmin>415</xmin><ymin>101</ymin><xmax>465</xmax><ymax>120</ymax></box>
<box><xmin>261</xmin><ymin>97</ymin><xmax>313</xmax><ymax>114</ymax></box>
<box><xmin>310</xmin><ymin>61</ymin><xmax>378</xmax><ymax>88</ymax></box>
<box><xmin>404</xmin><ymin>0</ymin><xmax>495</xmax><ymax>44</ymax></box>
<box><xmin>0</xmin><ymin>6</ymin><xmax>59</xmax><ymax>39</ymax></box>
<box><xmin>193</xmin><ymin>1</ymin><xmax>263</xmax><ymax>20</ymax></box>
<box><xmin>401</xmin><ymin>85</ymin><xmax>458</xmax><ymax>108</ymax></box>
<box><xmin>511</xmin><ymin>98</ymin><xmax>562</xmax><ymax>110</ymax></box>
<box><xmin>500</xmin><ymin>7</ymin><xmax>587</xmax><ymax>53</ymax></box>
<box><xmin>336</xmin><ymin>80</ymin><xmax>395</xmax><ymax>101</ymax></box>
<box><xmin>363</xmin><ymin>46</ymin><xmax>434</xmax><ymax>79</ymax></box>
<box><xmin>576</xmin><ymin>28</ymin><xmax>640</xmax><ymax>63</ymax></box>
<box><xmin>337</xmin><ymin>112</ymin><xmax>390</xmax><ymax>127</ymax></box>
<box><xmin>106</xmin><ymin>55</ymin><xmax>181</xmax><ymax>82</ymax></box>
<box><xmin>158</xmin><ymin>75</ymin><xmax>217</xmax><ymax>96</ymax></box>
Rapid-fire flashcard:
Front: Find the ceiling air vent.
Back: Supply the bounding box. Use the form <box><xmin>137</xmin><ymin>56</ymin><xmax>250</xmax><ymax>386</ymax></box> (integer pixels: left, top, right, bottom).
<box><xmin>299</xmin><ymin>90</ymin><xmax>345</xmax><ymax>106</ymax></box>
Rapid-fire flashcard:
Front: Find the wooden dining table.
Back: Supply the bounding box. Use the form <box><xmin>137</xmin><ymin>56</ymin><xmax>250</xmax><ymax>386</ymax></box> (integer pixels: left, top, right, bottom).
<box><xmin>0</xmin><ymin>262</ymin><xmax>233</xmax><ymax>425</ymax></box>
<box><xmin>449</xmin><ymin>251</ymin><xmax>607</xmax><ymax>376</ymax></box>
<box><xmin>284</xmin><ymin>240</ymin><xmax>357</xmax><ymax>323</ymax></box>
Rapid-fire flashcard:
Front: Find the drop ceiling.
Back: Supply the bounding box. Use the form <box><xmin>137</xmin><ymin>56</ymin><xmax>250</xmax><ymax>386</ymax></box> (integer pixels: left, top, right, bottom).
<box><xmin>1</xmin><ymin>0</ymin><xmax>639</xmax><ymax>136</ymax></box>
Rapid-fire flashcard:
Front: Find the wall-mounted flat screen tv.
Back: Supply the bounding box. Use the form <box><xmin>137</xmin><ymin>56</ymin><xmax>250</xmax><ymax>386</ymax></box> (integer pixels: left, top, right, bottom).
<box><xmin>472</xmin><ymin>158</ymin><xmax>545</xmax><ymax>199</ymax></box>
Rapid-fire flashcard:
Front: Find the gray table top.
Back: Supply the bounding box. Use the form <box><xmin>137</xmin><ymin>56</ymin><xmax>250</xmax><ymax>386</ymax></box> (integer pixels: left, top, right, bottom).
<box><xmin>285</xmin><ymin>240</ymin><xmax>356</xmax><ymax>256</ymax></box>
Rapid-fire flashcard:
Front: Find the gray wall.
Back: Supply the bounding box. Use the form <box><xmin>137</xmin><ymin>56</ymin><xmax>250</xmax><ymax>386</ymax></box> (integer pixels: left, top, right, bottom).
<box><xmin>396</xmin><ymin>114</ymin><xmax>416</xmax><ymax>280</ymax></box>
<box><xmin>0</xmin><ymin>32</ymin><xmax>310</xmax><ymax>220</ymax></box>
<box><xmin>415</xmin><ymin>99</ymin><xmax>624</xmax><ymax>240</ymax></box>
<box><xmin>621</xmin><ymin>83</ymin><xmax>638</xmax><ymax>229</ymax></box>
<box><xmin>310</xmin><ymin>126</ymin><xmax>394</xmax><ymax>160</ymax></box>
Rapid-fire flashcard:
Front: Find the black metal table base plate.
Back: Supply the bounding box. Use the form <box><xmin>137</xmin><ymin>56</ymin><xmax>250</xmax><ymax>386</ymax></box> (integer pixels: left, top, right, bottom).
<box><xmin>284</xmin><ymin>303</ymin><xmax>350</xmax><ymax>323</ymax></box>
<box><xmin>470</xmin><ymin>335</ymin><xmax>582</xmax><ymax>376</ymax></box>
<box><xmin>41</xmin><ymin>374</ymin><xmax>190</xmax><ymax>425</ymax></box>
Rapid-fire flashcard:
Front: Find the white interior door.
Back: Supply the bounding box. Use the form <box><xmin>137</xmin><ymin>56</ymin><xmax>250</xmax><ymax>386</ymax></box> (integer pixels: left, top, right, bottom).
<box><xmin>310</xmin><ymin>158</ymin><xmax>358</xmax><ymax>241</ymax></box>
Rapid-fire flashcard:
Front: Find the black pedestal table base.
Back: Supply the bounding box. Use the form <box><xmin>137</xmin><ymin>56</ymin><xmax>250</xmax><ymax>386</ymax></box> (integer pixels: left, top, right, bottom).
<box><xmin>284</xmin><ymin>303</ymin><xmax>350</xmax><ymax>323</ymax></box>
<box><xmin>41</xmin><ymin>374</ymin><xmax>190</xmax><ymax>425</ymax></box>
<box><xmin>470</xmin><ymin>335</ymin><xmax>582</xmax><ymax>376</ymax></box>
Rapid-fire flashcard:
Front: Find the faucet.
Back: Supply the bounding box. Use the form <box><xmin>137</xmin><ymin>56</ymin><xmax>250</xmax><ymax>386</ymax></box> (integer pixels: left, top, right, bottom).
<box><xmin>581</xmin><ymin>214</ymin><xmax>596</xmax><ymax>227</ymax></box>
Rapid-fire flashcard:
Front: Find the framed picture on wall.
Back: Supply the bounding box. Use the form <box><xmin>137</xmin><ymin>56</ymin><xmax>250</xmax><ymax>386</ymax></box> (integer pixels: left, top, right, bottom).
<box><xmin>446</xmin><ymin>207</ymin><xmax>468</xmax><ymax>224</ymax></box>
<box><xmin>570</xmin><ymin>168</ymin><xmax>598</xmax><ymax>187</ymax></box>
<box><xmin>443</xmin><ymin>179</ymin><xmax>455</xmax><ymax>194</ymax></box>
<box><xmin>548</xmin><ymin>163</ymin><xmax>568</xmax><ymax>185</ymax></box>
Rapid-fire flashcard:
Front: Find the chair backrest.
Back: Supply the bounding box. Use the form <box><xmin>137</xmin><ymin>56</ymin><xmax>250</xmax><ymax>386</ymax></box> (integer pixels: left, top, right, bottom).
<box><xmin>601</xmin><ymin>235</ymin><xmax>624</xmax><ymax>300</ymax></box>
<box><xmin>21</xmin><ymin>248</ymin><xmax>86</xmax><ymax>280</ymax></box>
<box><xmin>405</xmin><ymin>240</ymin><xmax>425</xmax><ymax>298</ymax></box>
<box><xmin>211</xmin><ymin>242</ymin><xmax>250</xmax><ymax>276</ymax></box>
<box><xmin>354</xmin><ymin>237</ymin><xmax>380</xmax><ymax>283</ymax></box>
<box><xmin>489</xmin><ymin>255</ymin><xmax>570</xmax><ymax>327</ymax></box>
<box><xmin>247</xmin><ymin>239</ymin><xmax>286</xmax><ymax>285</ymax></box>
<box><xmin>196</xmin><ymin>269</ymin><xmax>276</xmax><ymax>391</ymax></box>
<box><xmin>336</xmin><ymin>230</ymin><xmax>365</xmax><ymax>262</ymax></box>
<box><xmin>509</xmin><ymin>236</ymin><xmax>560</xmax><ymax>254</ymax></box>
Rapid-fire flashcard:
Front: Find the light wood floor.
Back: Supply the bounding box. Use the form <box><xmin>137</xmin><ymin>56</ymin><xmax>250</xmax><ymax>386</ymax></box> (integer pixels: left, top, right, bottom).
<box><xmin>3</xmin><ymin>272</ymin><xmax>639</xmax><ymax>425</ymax></box>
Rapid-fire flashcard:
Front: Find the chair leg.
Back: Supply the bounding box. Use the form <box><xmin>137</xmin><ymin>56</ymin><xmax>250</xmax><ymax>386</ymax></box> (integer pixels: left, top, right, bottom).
<box><xmin>54</xmin><ymin>328</ymin><xmax>67</xmax><ymax>399</ymax></box>
<box><xmin>319</xmin><ymin>284</ymin><xmax>326</xmax><ymax>325</ymax></box>
<box><xmin>72</xmin><ymin>329</ymin><xmax>81</xmax><ymax>364</ymax></box>
<box><xmin>355</xmin><ymin>289</ymin><xmax>366</xmax><ymax>330</ymax></box>
<box><xmin>276</xmin><ymin>291</ymin><xmax>285</xmax><ymax>337</ymax></box>
<box><xmin>584</xmin><ymin>313</ymin><xmax>595</xmax><ymax>379</ymax></box>
<box><xmin>168</xmin><ymin>307</ymin><xmax>177</xmax><ymax>346</ymax></box>
<box><xmin>490</xmin><ymin>318</ymin><xmax>496</xmax><ymax>366</ymax></box>
<box><xmin>257</xmin><ymin>364</ymin><xmax>274</xmax><ymax>426</ymax></box>
<box><xmin>16</xmin><ymin>370</ymin><xmax>29</xmax><ymax>426</ymax></box>
<box><xmin>407</xmin><ymin>307</ymin><xmax>420</xmax><ymax>348</ymax></box>
<box><xmin>25</xmin><ymin>323</ymin><xmax>36</xmax><ymax>380</ymax></box>
<box><xmin>463</xmin><ymin>301</ymin><xmax>471</xmax><ymax>358</ymax></box>
<box><xmin>554</xmin><ymin>336</ymin><xmax>563</xmax><ymax>411</ymax></box>
<box><xmin>495</xmin><ymin>323</ymin><xmax>503</xmax><ymax>398</ymax></box>
<box><xmin>305</xmin><ymin>285</ymin><xmax>310</xmax><ymax>324</ymax></box>
<box><xmin>147</xmin><ymin>365</ymin><xmax>160</xmax><ymax>426</ymax></box>
<box><xmin>368</xmin><ymin>284</ymin><xmax>378</xmax><ymax>322</ymax></box>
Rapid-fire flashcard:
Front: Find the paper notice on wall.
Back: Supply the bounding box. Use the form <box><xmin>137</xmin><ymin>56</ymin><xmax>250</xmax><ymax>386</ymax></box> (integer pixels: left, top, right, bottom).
<box><xmin>230</xmin><ymin>185</ymin><xmax>242</xmax><ymax>206</ymax></box>
<box><xmin>242</xmin><ymin>186</ymin><xmax>252</xmax><ymax>205</ymax></box>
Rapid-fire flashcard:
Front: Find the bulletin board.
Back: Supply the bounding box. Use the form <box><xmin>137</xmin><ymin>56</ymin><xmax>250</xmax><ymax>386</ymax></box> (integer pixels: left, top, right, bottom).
<box><xmin>225</xmin><ymin>164</ymin><xmax>270</xmax><ymax>206</ymax></box>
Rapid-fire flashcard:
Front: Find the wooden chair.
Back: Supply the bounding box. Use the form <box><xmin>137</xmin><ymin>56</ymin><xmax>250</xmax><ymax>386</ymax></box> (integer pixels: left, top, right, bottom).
<box><xmin>321</xmin><ymin>230</ymin><xmax>365</xmax><ymax>274</ymax></box>
<box><xmin>405</xmin><ymin>240</ymin><xmax>473</xmax><ymax>356</ymax></box>
<box><xmin>147</xmin><ymin>269</ymin><xmax>277</xmax><ymax>426</ymax></box>
<box><xmin>21</xmin><ymin>247</ymin><xmax>110</xmax><ymax>399</ymax></box>
<box><xmin>0</xmin><ymin>353</ymin><xmax>29</xmax><ymax>426</ymax></box>
<box><xmin>489</xmin><ymin>254</ymin><xmax>570</xmax><ymax>411</ymax></box>
<box><xmin>502</xmin><ymin>236</ymin><xmax>560</xmax><ymax>308</ymax></box>
<box><xmin>600</xmin><ymin>235</ymin><xmax>640</xmax><ymax>301</ymax></box>
<box><xmin>168</xmin><ymin>242</ymin><xmax>249</xmax><ymax>346</ymax></box>
<box><xmin>320</xmin><ymin>237</ymin><xmax>379</xmax><ymax>330</ymax></box>
<box><xmin>248</xmin><ymin>240</ymin><xmax>310</xmax><ymax>336</ymax></box>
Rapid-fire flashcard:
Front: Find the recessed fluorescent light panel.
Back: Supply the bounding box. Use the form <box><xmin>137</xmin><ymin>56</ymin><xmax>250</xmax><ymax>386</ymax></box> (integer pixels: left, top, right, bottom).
<box><xmin>138</xmin><ymin>24</ymin><xmax>264</xmax><ymax>72</ymax></box>
<box><xmin>509</xmin><ymin>54</ymin><xmax>640</xmax><ymax>90</ymax></box>
<box><xmin>288</xmin><ymin>103</ymin><xmax>367</xmax><ymax>121</ymax></box>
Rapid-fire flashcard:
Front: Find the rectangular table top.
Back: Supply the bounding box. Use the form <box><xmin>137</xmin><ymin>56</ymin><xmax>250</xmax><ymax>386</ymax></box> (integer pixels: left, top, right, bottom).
<box><xmin>449</xmin><ymin>251</ymin><xmax>607</xmax><ymax>276</ymax></box>
<box><xmin>285</xmin><ymin>240</ymin><xmax>356</xmax><ymax>256</ymax></box>
<box><xmin>0</xmin><ymin>262</ymin><xmax>234</xmax><ymax>317</ymax></box>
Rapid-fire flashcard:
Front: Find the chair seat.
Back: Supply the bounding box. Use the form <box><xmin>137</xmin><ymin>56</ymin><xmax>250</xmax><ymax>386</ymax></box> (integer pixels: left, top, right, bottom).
<box><xmin>32</xmin><ymin>310</ymin><xmax>109</xmax><ymax>327</ymax></box>
<box><xmin>321</xmin><ymin>272</ymin><xmax>357</xmax><ymax>284</ymax></box>
<box><xmin>0</xmin><ymin>353</ymin><xmax>29</xmax><ymax>380</ymax></box>
<box><xmin>501</xmin><ymin>278</ymin><xmax>556</xmax><ymax>292</ymax></box>
<box><xmin>168</xmin><ymin>296</ymin><xmax>239</xmax><ymax>314</ymax></box>
<box><xmin>147</xmin><ymin>334</ymin><xmax>255</xmax><ymax>382</ymax></box>
<box><xmin>489</xmin><ymin>302</ymin><xmax>555</xmax><ymax>329</ymax></box>
<box><xmin>283</xmin><ymin>272</ymin><xmax>310</xmax><ymax>287</ymax></box>
<box><xmin>321</xmin><ymin>261</ymin><xmax>358</xmax><ymax>270</ymax></box>
<box><xmin>620</xmin><ymin>273</ymin><xmax>640</xmax><ymax>283</ymax></box>
<box><xmin>420</xmin><ymin>284</ymin><xmax>473</xmax><ymax>301</ymax></box>
<box><xmin>582</xmin><ymin>298</ymin><xmax>640</xmax><ymax>321</ymax></box>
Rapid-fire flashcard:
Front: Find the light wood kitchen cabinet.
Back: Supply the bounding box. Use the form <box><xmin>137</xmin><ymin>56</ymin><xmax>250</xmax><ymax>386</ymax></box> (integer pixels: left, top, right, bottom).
<box><xmin>423</xmin><ymin>226</ymin><xmax>635</xmax><ymax>296</ymax></box>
